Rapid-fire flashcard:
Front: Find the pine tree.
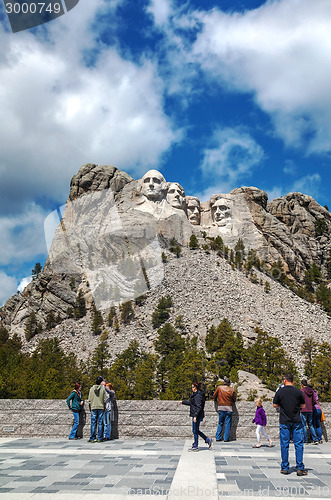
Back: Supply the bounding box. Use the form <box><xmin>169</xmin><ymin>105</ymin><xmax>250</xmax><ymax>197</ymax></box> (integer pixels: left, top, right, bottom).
<box><xmin>189</xmin><ymin>234</ymin><xmax>199</xmax><ymax>250</ymax></box>
<box><xmin>74</xmin><ymin>290</ymin><xmax>86</xmax><ymax>319</ymax></box>
<box><xmin>91</xmin><ymin>304</ymin><xmax>103</xmax><ymax>335</ymax></box>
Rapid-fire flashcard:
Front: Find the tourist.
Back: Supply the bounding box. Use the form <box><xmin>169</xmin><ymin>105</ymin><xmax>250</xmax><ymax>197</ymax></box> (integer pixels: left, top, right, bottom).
<box><xmin>213</xmin><ymin>376</ymin><xmax>236</xmax><ymax>442</ymax></box>
<box><xmin>273</xmin><ymin>373</ymin><xmax>307</xmax><ymax>476</ymax></box>
<box><xmin>179</xmin><ymin>382</ymin><xmax>212</xmax><ymax>451</ymax></box>
<box><xmin>103</xmin><ymin>382</ymin><xmax>116</xmax><ymax>441</ymax></box>
<box><xmin>252</xmin><ymin>397</ymin><xmax>273</xmax><ymax>448</ymax></box>
<box><xmin>88</xmin><ymin>376</ymin><xmax>107</xmax><ymax>443</ymax></box>
<box><xmin>300</xmin><ymin>379</ymin><xmax>318</xmax><ymax>444</ymax></box>
<box><xmin>66</xmin><ymin>382</ymin><xmax>83</xmax><ymax>440</ymax></box>
<box><xmin>311</xmin><ymin>386</ymin><xmax>323</xmax><ymax>444</ymax></box>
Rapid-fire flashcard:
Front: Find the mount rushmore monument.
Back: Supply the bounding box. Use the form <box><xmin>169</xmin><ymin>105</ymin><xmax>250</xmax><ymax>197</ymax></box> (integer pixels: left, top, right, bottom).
<box><xmin>0</xmin><ymin>163</ymin><xmax>330</xmax><ymax>361</ymax></box>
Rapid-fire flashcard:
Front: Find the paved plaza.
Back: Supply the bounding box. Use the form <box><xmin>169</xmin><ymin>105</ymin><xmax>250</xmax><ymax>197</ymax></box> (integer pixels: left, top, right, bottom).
<box><xmin>0</xmin><ymin>438</ymin><xmax>331</xmax><ymax>499</ymax></box>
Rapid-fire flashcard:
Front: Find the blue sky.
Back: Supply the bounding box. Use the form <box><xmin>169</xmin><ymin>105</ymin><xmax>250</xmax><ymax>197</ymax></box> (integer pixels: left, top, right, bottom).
<box><xmin>1</xmin><ymin>0</ymin><xmax>331</xmax><ymax>305</ymax></box>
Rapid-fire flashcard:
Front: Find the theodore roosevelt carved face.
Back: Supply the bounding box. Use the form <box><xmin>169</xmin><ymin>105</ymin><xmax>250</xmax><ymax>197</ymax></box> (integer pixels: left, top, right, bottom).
<box><xmin>186</xmin><ymin>196</ymin><xmax>201</xmax><ymax>225</ymax></box>
<box><xmin>140</xmin><ymin>170</ymin><xmax>167</xmax><ymax>201</ymax></box>
<box><xmin>167</xmin><ymin>182</ymin><xmax>185</xmax><ymax>210</ymax></box>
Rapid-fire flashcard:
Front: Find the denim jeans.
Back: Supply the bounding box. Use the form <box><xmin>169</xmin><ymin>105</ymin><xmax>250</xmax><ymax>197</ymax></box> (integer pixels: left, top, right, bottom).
<box><xmin>301</xmin><ymin>412</ymin><xmax>318</xmax><ymax>442</ymax></box>
<box><xmin>215</xmin><ymin>411</ymin><xmax>232</xmax><ymax>441</ymax></box>
<box><xmin>313</xmin><ymin>408</ymin><xmax>322</xmax><ymax>441</ymax></box>
<box><xmin>192</xmin><ymin>418</ymin><xmax>207</xmax><ymax>448</ymax></box>
<box><xmin>279</xmin><ymin>422</ymin><xmax>304</xmax><ymax>471</ymax></box>
<box><xmin>69</xmin><ymin>411</ymin><xmax>80</xmax><ymax>439</ymax></box>
<box><xmin>90</xmin><ymin>409</ymin><xmax>104</xmax><ymax>441</ymax></box>
<box><xmin>103</xmin><ymin>410</ymin><xmax>111</xmax><ymax>439</ymax></box>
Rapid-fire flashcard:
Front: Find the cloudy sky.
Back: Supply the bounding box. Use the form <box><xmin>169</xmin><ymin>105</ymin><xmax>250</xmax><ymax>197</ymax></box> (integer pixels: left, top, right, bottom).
<box><xmin>0</xmin><ymin>0</ymin><xmax>331</xmax><ymax>305</ymax></box>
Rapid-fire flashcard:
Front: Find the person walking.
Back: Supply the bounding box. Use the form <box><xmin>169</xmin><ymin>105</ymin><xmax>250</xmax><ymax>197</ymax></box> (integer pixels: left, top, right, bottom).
<box><xmin>103</xmin><ymin>382</ymin><xmax>115</xmax><ymax>441</ymax></box>
<box><xmin>179</xmin><ymin>382</ymin><xmax>212</xmax><ymax>452</ymax></box>
<box><xmin>300</xmin><ymin>379</ymin><xmax>318</xmax><ymax>444</ymax></box>
<box><xmin>66</xmin><ymin>382</ymin><xmax>83</xmax><ymax>440</ymax></box>
<box><xmin>252</xmin><ymin>397</ymin><xmax>273</xmax><ymax>448</ymax></box>
<box><xmin>88</xmin><ymin>376</ymin><xmax>107</xmax><ymax>443</ymax></box>
<box><xmin>273</xmin><ymin>373</ymin><xmax>307</xmax><ymax>476</ymax></box>
<box><xmin>213</xmin><ymin>376</ymin><xmax>236</xmax><ymax>442</ymax></box>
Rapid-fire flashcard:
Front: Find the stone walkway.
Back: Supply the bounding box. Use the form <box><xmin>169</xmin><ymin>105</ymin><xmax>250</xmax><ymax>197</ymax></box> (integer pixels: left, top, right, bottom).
<box><xmin>0</xmin><ymin>438</ymin><xmax>330</xmax><ymax>499</ymax></box>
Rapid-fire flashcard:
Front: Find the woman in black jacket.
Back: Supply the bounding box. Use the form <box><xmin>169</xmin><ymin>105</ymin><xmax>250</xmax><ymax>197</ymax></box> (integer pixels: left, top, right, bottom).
<box><xmin>179</xmin><ymin>382</ymin><xmax>212</xmax><ymax>451</ymax></box>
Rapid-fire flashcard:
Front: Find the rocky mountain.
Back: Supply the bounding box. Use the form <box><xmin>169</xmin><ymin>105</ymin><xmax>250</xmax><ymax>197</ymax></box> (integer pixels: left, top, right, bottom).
<box><xmin>1</xmin><ymin>163</ymin><xmax>330</xmax><ymax>370</ymax></box>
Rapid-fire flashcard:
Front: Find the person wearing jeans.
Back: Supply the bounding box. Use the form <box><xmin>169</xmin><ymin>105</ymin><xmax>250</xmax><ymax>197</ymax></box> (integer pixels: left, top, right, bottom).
<box><xmin>213</xmin><ymin>376</ymin><xmax>236</xmax><ymax>442</ymax></box>
<box><xmin>179</xmin><ymin>381</ymin><xmax>212</xmax><ymax>451</ymax></box>
<box><xmin>66</xmin><ymin>383</ymin><xmax>83</xmax><ymax>440</ymax></box>
<box><xmin>273</xmin><ymin>373</ymin><xmax>306</xmax><ymax>476</ymax></box>
<box><xmin>88</xmin><ymin>376</ymin><xmax>107</xmax><ymax>442</ymax></box>
<box><xmin>300</xmin><ymin>380</ymin><xmax>318</xmax><ymax>444</ymax></box>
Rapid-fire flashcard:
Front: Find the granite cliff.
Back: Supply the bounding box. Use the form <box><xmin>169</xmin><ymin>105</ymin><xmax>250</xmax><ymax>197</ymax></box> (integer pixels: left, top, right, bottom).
<box><xmin>1</xmin><ymin>164</ymin><xmax>330</xmax><ymax>370</ymax></box>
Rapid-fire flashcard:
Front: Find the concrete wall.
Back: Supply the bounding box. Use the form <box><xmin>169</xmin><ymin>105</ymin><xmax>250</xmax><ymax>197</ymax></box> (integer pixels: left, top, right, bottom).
<box><xmin>0</xmin><ymin>400</ymin><xmax>330</xmax><ymax>441</ymax></box>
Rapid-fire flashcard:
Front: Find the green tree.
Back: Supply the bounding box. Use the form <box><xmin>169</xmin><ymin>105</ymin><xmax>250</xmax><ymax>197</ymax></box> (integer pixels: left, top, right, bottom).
<box><xmin>74</xmin><ymin>290</ymin><xmax>86</xmax><ymax>319</ymax></box>
<box><xmin>315</xmin><ymin>218</ymin><xmax>328</xmax><ymax>237</ymax></box>
<box><xmin>300</xmin><ymin>337</ymin><xmax>318</xmax><ymax>379</ymax></box>
<box><xmin>46</xmin><ymin>311</ymin><xmax>57</xmax><ymax>330</ymax></box>
<box><xmin>244</xmin><ymin>328</ymin><xmax>297</xmax><ymax>390</ymax></box>
<box><xmin>90</xmin><ymin>340</ymin><xmax>111</xmax><ymax>379</ymax></box>
<box><xmin>189</xmin><ymin>234</ymin><xmax>199</xmax><ymax>250</ymax></box>
<box><xmin>91</xmin><ymin>304</ymin><xmax>103</xmax><ymax>335</ymax></box>
<box><xmin>120</xmin><ymin>301</ymin><xmax>134</xmax><ymax>324</ymax></box>
<box><xmin>310</xmin><ymin>342</ymin><xmax>331</xmax><ymax>401</ymax></box>
<box><xmin>25</xmin><ymin>311</ymin><xmax>42</xmax><ymax>341</ymax></box>
<box><xmin>108</xmin><ymin>340</ymin><xmax>147</xmax><ymax>399</ymax></box>
<box><xmin>152</xmin><ymin>295</ymin><xmax>173</xmax><ymax>329</ymax></box>
<box><xmin>154</xmin><ymin>322</ymin><xmax>185</xmax><ymax>395</ymax></box>
<box><xmin>32</xmin><ymin>262</ymin><xmax>42</xmax><ymax>279</ymax></box>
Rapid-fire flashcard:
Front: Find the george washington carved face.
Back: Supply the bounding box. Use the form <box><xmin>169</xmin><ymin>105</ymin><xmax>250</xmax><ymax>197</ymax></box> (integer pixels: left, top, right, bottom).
<box><xmin>140</xmin><ymin>170</ymin><xmax>167</xmax><ymax>201</ymax></box>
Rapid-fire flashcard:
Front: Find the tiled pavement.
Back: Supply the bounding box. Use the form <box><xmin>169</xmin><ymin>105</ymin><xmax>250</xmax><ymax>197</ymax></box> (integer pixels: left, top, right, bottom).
<box><xmin>0</xmin><ymin>438</ymin><xmax>331</xmax><ymax>499</ymax></box>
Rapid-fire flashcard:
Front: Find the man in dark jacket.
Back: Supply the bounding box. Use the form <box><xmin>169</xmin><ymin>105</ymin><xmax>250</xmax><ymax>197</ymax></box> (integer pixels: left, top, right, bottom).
<box><xmin>273</xmin><ymin>374</ymin><xmax>306</xmax><ymax>476</ymax></box>
<box><xmin>179</xmin><ymin>382</ymin><xmax>212</xmax><ymax>451</ymax></box>
<box><xmin>301</xmin><ymin>379</ymin><xmax>318</xmax><ymax>444</ymax></box>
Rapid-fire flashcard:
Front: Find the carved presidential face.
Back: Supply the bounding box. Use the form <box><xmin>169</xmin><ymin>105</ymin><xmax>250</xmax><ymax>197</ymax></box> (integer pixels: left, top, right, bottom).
<box><xmin>167</xmin><ymin>183</ymin><xmax>185</xmax><ymax>209</ymax></box>
<box><xmin>211</xmin><ymin>198</ymin><xmax>232</xmax><ymax>226</ymax></box>
<box><xmin>186</xmin><ymin>197</ymin><xmax>201</xmax><ymax>225</ymax></box>
<box><xmin>141</xmin><ymin>170</ymin><xmax>166</xmax><ymax>201</ymax></box>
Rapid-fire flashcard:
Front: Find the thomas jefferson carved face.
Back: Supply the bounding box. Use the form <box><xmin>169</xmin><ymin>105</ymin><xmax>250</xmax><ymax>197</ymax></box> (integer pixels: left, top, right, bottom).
<box><xmin>141</xmin><ymin>170</ymin><xmax>166</xmax><ymax>201</ymax></box>
<box><xmin>186</xmin><ymin>196</ymin><xmax>201</xmax><ymax>225</ymax></box>
<box><xmin>167</xmin><ymin>183</ymin><xmax>185</xmax><ymax>209</ymax></box>
<box><xmin>211</xmin><ymin>198</ymin><xmax>232</xmax><ymax>226</ymax></box>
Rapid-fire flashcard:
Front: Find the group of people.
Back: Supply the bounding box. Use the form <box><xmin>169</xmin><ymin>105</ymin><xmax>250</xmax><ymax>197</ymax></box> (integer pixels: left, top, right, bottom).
<box><xmin>179</xmin><ymin>376</ymin><xmax>237</xmax><ymax>451</ymax></box>
<box><xmin>66</xmin><ymin>376</ymin><xmax>115</xmax><ymax>442</ymax></box>
<box><xmin>67</xmin><ymin>373</ymin><xmax>325</xmax><ymax>477</ymax></box>
<box><xmin>180</xmin><ymin>374</ymin><xmax>325</xmax><ymax>478</ymax></box>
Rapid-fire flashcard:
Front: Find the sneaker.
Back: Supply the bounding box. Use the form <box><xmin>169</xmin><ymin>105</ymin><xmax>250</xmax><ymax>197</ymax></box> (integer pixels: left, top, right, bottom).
<box><xmin>312</xmin><ymin>441</ymin><xmax>319</xmax><ymax>445</ymax></box>
<box><xmin>319</xmin><ymin>440</ymin><xmax>323</xmax><ymax>444</ymax></box>
<box><xmin>280</xmin><ymin>469</ymin><xmax>289</xmax><ymax>475</ymax></box>
<box><xmin>207</xmin><ymin>438</ymin><xmax>213</xmax><ymax>449</ymax></box>
<box><xmin>97</xmin><ymin>439</ymin><xmax>103</xmax><ymax>443</ymax></box>
<box><xmin>297</xmin><ymin>469</ymin><xmax>308</xmax><ymax>476</ymax></box>
<box><xmin>88</xmin><ymin>439</ymin><xmax>96</xmax><ymax>443</ymax></box>
<box><xmin>188</xmin><ymin>447</ymin><xmax>199</xmax><ymax>452</ymax></box>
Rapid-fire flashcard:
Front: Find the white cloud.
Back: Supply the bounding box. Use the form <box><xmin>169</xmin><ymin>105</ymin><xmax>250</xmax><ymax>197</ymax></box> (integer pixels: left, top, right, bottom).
<box><xmin>266</xmin><ymin>173</ymin><xmax>321</xmax><ymax>202</ymax></box>
<box><xmin>0</xmin><ymin>0</ymin><xmax>179</xmax><ymax>215</ymax></box>
<box><xmin>17</xmin><ymin>276</ymin><xmax>32</xmax><ymax>293</ymax></box>
<box><xmin>147</xmin><ymin>0</ymin><xmax>172</xmax><ymax>27</ymax></box>
<box><xmin>0</xmin><ymin>272</ymin><xmax>18</xmax><ymax>306</ymax></box>
<box><xmin>198</xmin><ymin>127</ymin><xmax>264</xmax><ymax>197</ymax></box>
<box><xmin>192</xmin><ymin>0</ymin><xmax>331</xmax><ymax>154</ymax></box>
<box><xmin>0</xmin><ymin>203</ymin><xmax>48</xmax><ymax>266</ymax></box>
